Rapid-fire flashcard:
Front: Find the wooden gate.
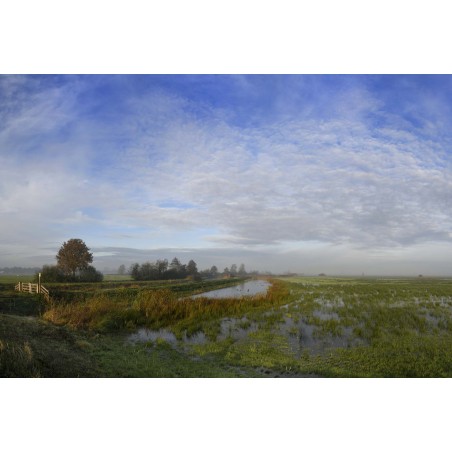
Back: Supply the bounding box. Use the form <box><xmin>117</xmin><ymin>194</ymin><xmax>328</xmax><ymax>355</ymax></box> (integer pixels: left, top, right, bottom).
<box><xmin>15</xmin><ymin>282</ymin><xmax>50</xmax><ymax>302</ymax></box>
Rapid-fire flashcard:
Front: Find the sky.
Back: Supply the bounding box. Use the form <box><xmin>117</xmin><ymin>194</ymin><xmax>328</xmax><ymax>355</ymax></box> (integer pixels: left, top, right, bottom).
<box><xmin>1</xmin><ymin>74</ymin><xmax>452</xmax><ymax>275</ymax></box>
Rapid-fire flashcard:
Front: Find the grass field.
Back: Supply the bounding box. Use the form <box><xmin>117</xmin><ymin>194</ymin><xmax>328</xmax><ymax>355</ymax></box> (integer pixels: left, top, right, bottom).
<box><xmin>0</xmin><ymin>274</ymin><xmax>35</xmax><ymax>284</ymax></box>
<box><xmin>2</xmin><ymin>275</ymin><xmax>452</xmax><ymax>377</ymax></box>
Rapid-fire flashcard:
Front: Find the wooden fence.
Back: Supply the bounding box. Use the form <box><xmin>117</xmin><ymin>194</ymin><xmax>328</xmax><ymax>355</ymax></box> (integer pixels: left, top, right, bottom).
<box><xmin>15</xmin><ymin>282</ymin><xmax>50</xmax><ymax>302</ymax></box>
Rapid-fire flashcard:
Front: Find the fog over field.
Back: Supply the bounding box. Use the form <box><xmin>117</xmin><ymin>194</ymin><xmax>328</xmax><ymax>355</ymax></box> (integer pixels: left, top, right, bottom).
<box><xmin>1</xmin><ymin>75</ymin><xmax>452</xmax><ymax>275</ymax></box>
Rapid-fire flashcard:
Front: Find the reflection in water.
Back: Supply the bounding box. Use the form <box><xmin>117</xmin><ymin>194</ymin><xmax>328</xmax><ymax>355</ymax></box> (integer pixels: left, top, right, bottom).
<box><xmin>129</xmin><ymin>328</ymin><xmax>178</xmax><ymax>345</ymax></box>
<box><xmin>192</xmin><ymin>279</ymin><xmax>271</xmax><ymax>299</ymax></box>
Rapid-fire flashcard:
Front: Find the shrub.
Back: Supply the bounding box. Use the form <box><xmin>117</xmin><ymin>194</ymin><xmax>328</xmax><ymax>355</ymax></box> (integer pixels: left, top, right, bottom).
<box><xmin>35</xmin><ymin>265</ymin><xmax>65</xmax><ymax>283</ymax></box>
<box><xmin>79</xmin><ymin>265</ymin><xmax>104</xmax><ymax>282</ymax></box>
<box><xmin>35</xmin><ymin>264</ymin><xmax>103</xmax><ymax>283</ymax></box>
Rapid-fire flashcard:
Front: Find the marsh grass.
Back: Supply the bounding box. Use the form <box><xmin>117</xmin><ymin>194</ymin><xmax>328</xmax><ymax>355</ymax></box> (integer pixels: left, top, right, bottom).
<box><xmin>44</xmin><ymin>277</ymin><xmax>247</xmax><ymax>301</ymax></box>
<box><xmin>7</xmin><ymin>274</ymin><xmax>452</xmax><ymax>377</ymax></box>
<box><xmin>43</xmin><ymin>279</ymin><xmax>291</xmax><ymax>339</ymax></box>
<box><xmin>189</xmin><ymin>277</ymin><xmax>452</xmax><ymax>377</ymax></box>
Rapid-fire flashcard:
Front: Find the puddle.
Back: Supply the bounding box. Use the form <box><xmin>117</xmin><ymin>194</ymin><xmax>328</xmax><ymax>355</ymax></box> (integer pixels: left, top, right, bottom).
<box><xmin>315</xmin><ymin>297</ymin><xmax>345</xmax><ymax>308</ymax></box>
<box><xmin>423</xmin><ymin>312</ymin><xmax>440</xmax><ymax>328</ymax></box>
<box><xmin>128</xmin><ymin>328</ymin><xmax>178</xmax><ymax>345</ymax></box>
<box><xmin>127</xmin><ymin>295</ymin><xmax>367</xmax><ymax>359</ymax></box>
<box><xmin>280</xmin><ymin>316</ymin><xmax>367</xmax><ymax>357</ymax></box>
<box><xmin>127</xmin><ymin>318</ymin><xmax>257</xmax><ymax>347</ymax></box>
<box><xmin>312</xmin><ymin>310</ymin><xmax>340</xmax><ymax>321</ymax></box>
<box><xmin>218</xmin><ymin>317</ymin><xmax>259</xmax><ymax>341</ymax></box>
<box><xmin>192</xmin><ymin>280</ymin><xmax>271</xmax><ymax>299</ymax></box>
<box><xmin>183</xmin><ymin>331</ymin><xmax>208</xmax><ymax>345</ymax></box>
<box><xmin>128</xmin><ymin>328</ymin><xmax>210</xmax><ymax>346</ymax></box>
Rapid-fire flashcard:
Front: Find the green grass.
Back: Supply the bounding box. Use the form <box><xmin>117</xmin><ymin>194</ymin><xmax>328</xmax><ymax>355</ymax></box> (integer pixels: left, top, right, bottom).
<box><xmin>0</xmin><ymin>275</ymin><xmax>34</xmax><ymax>284</ymax></box>
<box><xmin>90</xmin><ymin>335</ymin><xmax>248</xmax><ymax>377</ymax></box>
<box><xmin>102</xmin><ymin>274</ymin><xmax>134</xmax><ymax>282</ymax></box>
<box><xmin>0</xmin><ymin>282</ymin><xmax>45</xmax><ymax>316</ymax></box>
<box><xmin>41</xmin><ymin>276</ymin><xmax>248</xmax><ymax>303</ymax></box>
<box><xmin>4</xmin><ymin>275</ymin><xmax>452</xmax><ymax>377</ymax></box>
<box><xmin>42</xmin><ymin>279</ymin><xmax>290</xmax><ymax>337</ymax></box>
<box><xmin>0</xmin><ymin>311</ymin><xmax>250</xmax><ymax>377</ymax></box>
<box><xmin>0</xmin><ymin>314</ymin><xmax>98</xmax><ymax>377</ymax></box>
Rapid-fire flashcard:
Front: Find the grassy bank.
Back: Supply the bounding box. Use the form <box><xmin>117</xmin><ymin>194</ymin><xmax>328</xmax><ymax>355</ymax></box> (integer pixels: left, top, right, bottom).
<box><xmin>0</xmin><ymin>314</ymin><xmax>98</xmax><ymax>377</ymax></box>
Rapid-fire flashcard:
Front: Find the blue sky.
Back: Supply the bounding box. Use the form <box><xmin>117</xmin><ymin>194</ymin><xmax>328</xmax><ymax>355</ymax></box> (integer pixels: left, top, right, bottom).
<box><xmin>2</xmin><ymin>74</ymin><xmax>452</xmax><ymax>275</ymax></box>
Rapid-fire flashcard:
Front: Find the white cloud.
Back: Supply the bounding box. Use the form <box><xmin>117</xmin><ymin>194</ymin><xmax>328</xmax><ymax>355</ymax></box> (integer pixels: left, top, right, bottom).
<box><xmin>111</xmin><ymin>94</ymin><xmax>452</xmax><ymax>253</ymax></box>
<box><xmin>2</xmin><ymin>77</ymin><xmax>452</xmax><ymax>274</ymax></box>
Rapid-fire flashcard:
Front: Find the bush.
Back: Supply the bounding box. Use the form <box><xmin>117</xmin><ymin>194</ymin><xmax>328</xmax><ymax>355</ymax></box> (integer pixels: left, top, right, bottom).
<box><xmin>35</xmin><ymin>265</ymin><xmax>66</xmax><ymax>283</ymax></box>
<box><xmin>79</xmin><ymin>266</ymin><xmax>104</xmax><ymax>282</ymax></box>
<box><xmin>35</xmin><ymin>265</ymin><xmax>103</xmax><ymax>283</ymax></box>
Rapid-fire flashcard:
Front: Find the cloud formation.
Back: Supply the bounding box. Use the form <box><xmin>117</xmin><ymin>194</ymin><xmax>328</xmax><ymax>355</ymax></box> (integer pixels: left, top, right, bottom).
<box><xmin>1</xmin><ymin>75</ymin><xmax>452</xmax><ymax>274</ymax></box>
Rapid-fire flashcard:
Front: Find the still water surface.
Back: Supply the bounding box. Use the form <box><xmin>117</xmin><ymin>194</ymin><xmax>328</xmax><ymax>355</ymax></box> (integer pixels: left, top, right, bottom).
<box><xmin>192</xmin><ymin>279</ymin><xmax>271</xmax><ymax>299</ymax></box>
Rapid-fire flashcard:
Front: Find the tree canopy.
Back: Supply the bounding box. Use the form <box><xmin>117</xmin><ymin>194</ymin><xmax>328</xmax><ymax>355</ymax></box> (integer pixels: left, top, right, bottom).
<box><xmin>130</xmin><ymin>258</ymin><xmax>202</xmax><ymax>281</ymax></box>
<box><xmin>56</xmin><ymin>238</ymin><xmax>93</xmax><ymax>278</ymax></box>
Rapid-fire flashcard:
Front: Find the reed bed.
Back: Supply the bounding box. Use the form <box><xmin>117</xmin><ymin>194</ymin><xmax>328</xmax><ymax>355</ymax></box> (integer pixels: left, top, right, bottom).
<box><xmin>42</xmin><ymin>279</ymin><xmax>290</xmax><ymax>337</ymax></box>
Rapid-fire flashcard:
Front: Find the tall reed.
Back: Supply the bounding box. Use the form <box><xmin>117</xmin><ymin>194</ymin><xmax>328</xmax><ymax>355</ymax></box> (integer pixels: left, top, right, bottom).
<box><xmin>42</xmin><ymin>279</ymin><xmax>290</xmax><ymax>333</ymax></box>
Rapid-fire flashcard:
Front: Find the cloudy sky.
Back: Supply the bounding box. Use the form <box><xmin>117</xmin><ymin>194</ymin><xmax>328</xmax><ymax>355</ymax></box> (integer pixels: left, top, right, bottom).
<box><xmin>1</xmin><ymin>74</ymin><xmax>452</xmax><ymax>275</ymax></box>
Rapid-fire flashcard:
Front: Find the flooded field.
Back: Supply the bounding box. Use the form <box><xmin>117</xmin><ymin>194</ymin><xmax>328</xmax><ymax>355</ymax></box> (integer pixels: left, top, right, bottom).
<box><xmin>128</xmin><ymin>276</ymin><xmax>452</xmax><ymax>377</ymax></box>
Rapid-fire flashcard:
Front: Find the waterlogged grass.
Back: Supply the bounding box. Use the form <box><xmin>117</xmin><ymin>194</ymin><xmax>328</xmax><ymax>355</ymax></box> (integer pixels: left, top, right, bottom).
<box><xmin>178</xmin><ymin>277</ymin><xmax>452</xmax><ymax>377</ymax></box>
<box><xmin>5</xmin><ymin>275</ymin><xmax>452</xmax><ymax>377</ymax></box>
<box><xmin>0</xmin><ymin>313</ymin><xmax>248</xmax><ymax>377</ymax></box>
<box><xmin>42</xmin><ymin>279</ymin><xmax>290</xmax><ymax>338</ymax></box>
<box><xmin>90</xmin><ymin>335</ymin><xmax>248</xmax><ymax>377</ymax></box>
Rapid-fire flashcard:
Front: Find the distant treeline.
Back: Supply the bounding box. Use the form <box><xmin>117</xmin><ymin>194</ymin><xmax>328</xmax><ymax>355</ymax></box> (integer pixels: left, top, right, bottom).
<box><xmin>0</xmin><ymin>267</ymin><xmax>40</xmax><ymax>275</ymax></box>
<box><xmin>128</xmin><ymin>258</ymin><xmax>252</xmax><ymax>281</ymax></box>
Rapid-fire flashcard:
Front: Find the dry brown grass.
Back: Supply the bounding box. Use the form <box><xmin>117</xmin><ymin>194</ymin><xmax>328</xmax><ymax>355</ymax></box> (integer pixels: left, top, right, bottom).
<box><xmin>42</xmin><ymin>279</ymin><xmax>291</xmax><ymax>334</ymax></box>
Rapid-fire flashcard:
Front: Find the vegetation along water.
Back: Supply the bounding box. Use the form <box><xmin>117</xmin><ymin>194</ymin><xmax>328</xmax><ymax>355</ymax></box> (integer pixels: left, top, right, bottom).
<box><xmin>2</xmin><ymin>274</ymin><xmax>452</xmax><ymax>377</ymax></box>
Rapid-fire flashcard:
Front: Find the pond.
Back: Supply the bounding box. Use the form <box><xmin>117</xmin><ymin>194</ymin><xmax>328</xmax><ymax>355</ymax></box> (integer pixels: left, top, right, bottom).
<box><xmin>191</xmin><ymin>279</ymin><xmax>271</xmax><ymax>299</ymax></box>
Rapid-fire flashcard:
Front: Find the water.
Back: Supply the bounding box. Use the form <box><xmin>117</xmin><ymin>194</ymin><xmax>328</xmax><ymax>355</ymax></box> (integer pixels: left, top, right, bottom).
<box><xmin>218</xmin><ymin>317</ymin><xmax>259</xmax><ymax>341</ymax></box>
<box><xmin>128</xmin><ymin>328</ymin><xmax>209</xmax><ymax>346</ymax></box>
<box><xmin>128</xmin><ymin>328</ymin><xmax>178</xmax><ymax>345</ymax></box>
<box><xmin>192</xmin><ymin>279</ymin><xmax>271</xmax><ymax>299</ymax></box>
<box><xmin>128</xmin><ymin>281</ymin><xmax>271</xmax><ymax>348</ymax></box>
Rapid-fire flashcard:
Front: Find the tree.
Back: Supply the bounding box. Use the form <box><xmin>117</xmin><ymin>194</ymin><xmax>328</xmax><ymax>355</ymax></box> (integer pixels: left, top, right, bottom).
<box><xmin>156</xmin><ymin>259</ymin><xmax>168</xmax><ymax>278</ymax></box>
<box><xmin>187</xmin><ymin>259</ymin><xmax>198</xmax><ymax>276</ymax></box>
<box><xmin>230</xmin><ymin>264</ymin><xmax>237</xmax><ymax>276</ymax></box>
<box><xmin>210</xmin><ymin>265</ymin><xmax>218</xmax><ymax>277</ymax></box>
<box><xmin>238</xmin><ymin>263</ymin><xmax>247</xmax><ymax>276</ymax></box>
<box><xmin>140</xmin><ymin>262</ymin><xmax>157</xmax><ymax>280</ymax></box>
<box><xmin>170</xmin><ymin>257</ymin><xmax>182</xmax><ymax>272</ymax></box>
<box><xmin>56</xmin><ymin>238</ymin><xmax>93</xmax><ymax>278</ymax></box>
<box><xmin>118</xmin><ymin>264</ymin><xmax>126</xmax><ymax>275</ymax></box>
<box><xmin>130</xmin><ymin>263</ymin><xmax>140</xmax><ymax>280</ymax></box>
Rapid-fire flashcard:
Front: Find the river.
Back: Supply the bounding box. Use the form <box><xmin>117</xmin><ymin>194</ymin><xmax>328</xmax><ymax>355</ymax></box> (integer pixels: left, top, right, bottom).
<box><xmin>191</xmin><ymin>279</ymin><xmax>271</xmax><ymax>299</ymax></box>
